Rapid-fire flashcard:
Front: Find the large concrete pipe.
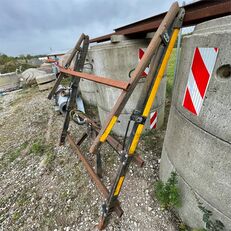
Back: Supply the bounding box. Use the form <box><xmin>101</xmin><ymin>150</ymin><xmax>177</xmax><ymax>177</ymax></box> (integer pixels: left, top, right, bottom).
<box><xmin>79</xmin><ymin>49</ymin><xmax>97</xmax><ymax>106</ymax></box>
<box><xmin>91</xmin><ymin>38</ymin><xmax>166</xmax><ymax>136</ymax></box>
<box><xmin>160</xmin><ymin>16</ymin><xmax>231</xmax><ymax>230</ymax></box>
<box><xmin>22</xmin><ymin>68</ymin><xmax>46</xmax><ymax>86</ymax></box>
<box><xmin>58</xmin><ymin>49</ymin><xmax>97</xmax><ymax>106</ymax></box>
<box><xmin>0</xmin><ymin>72</ymin><xmax>20</xmax><ymax>92</ymax></box>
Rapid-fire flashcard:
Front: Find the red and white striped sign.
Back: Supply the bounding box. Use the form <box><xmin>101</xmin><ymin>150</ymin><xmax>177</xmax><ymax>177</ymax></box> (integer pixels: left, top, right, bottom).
<box><xmin>182</xmin><ymin>47</ymin><xmax>218</xmax><ymax>115</ymax></box>
<box><xmin>150</xmin><ymin>111</ymin><xmax>158</xmax><ymax>129</ymax></box>
<box><xmin>139</xmin><ymin>48</ymin><xmax>149</xmax><ymax>77</ymax></box>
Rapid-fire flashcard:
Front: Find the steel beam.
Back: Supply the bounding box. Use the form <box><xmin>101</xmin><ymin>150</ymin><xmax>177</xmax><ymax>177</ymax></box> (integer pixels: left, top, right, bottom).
<box><xmin>90</xmin><ymin>0</ymin><xmax>230</xmax><ymax>43</ymax></box>
<box><xmin>58</xmin><ymin>65</ymin><xmax>129</xmax><ymax>90</ymax></box>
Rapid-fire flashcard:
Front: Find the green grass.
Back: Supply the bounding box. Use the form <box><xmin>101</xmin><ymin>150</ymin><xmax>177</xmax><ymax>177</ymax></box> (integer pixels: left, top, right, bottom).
<box><xmin>29</xmin><ymin>140</ymin><xmax>45</xmax><ymax>156</ymax></box>
<box><xmin>12</xmin><ymin>211</ymin><xmax>22</xmax><ymax>221</ymax></box>
<box><xmin>7</xmin><ymin>142</ymin><xmax>28</xmax><ymax>162</ymax></box>
<box><xmin>44</xmin><ymin>151</ymin><xmax>56</xmax><ymax>170</ymax></box>
<box><xmin>166</xmin><ymin>48</ymin><xmax>177</xmax><ymax>98</ymax></box>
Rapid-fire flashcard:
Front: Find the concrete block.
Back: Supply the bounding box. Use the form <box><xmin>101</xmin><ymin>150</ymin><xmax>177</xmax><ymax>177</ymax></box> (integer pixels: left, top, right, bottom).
<box><xmin>36</xmin><ymin>73</ymin><xmax>56</xmax><ymax>84</ymax></box>
<box><xmin>0</xmin><ymin>72</ymin><xmax>19</xmax><ymax>92</ymax></box>
<box><xmin>111</xmin><ymin>35</ymin><xmax>129</xmax><ymax>43</ymax></box>
<box><xmin>22</xmin><ymin>68</ymin><xmax>46</xmax><ymax>86</ymax></box>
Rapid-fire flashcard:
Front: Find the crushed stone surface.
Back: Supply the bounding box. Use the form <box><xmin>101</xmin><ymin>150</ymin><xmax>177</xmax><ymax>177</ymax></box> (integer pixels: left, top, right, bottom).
<box><xmin>0</xmin><ymin>87</ymin><xmax>178</xmax><ymax>231</ymax></box>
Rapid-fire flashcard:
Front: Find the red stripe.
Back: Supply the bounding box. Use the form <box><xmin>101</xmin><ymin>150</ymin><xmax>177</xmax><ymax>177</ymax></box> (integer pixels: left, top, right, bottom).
<box><xmin>183</xmin><ymin>88</ymin><xmax>197</xmax><ymax>115</ymax></box>
<box><xmin>214</xmin><ymin>48</ymin><xmax>218</xmax><ymax>52</ymax></box>
<box><xmin>139</xmin><ymin>49</ymin><xmax>145</xmax><ymax>60</ymax></box>
<box><xmin>153</xmin><ymin>123</ymin><xmax>157</xmax><ymax>129</ymax></box>
<box><xmin>139</xmin><ymin>49</ymin><xmax>147</xmax><ymax>77</ymax></box>
<box><xmin>191</xmin><ymin>48</ymin><xmax>210</xmax><ymax>98</ymax></box>
<box><xmin>150</xmin><ymin>111</ymin><xmax>157</xmax><ymax>125</ymax></box>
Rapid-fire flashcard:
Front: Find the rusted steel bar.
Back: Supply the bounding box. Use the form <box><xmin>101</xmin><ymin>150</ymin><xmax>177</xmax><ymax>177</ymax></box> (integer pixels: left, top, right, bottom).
<box><xmin>47</xmin><ymin>53</ymin><xmax>65</xmax><ymax>57</ymax></box>
<box><xmin>89</xmin><ymin>2</ymin><xmax>180</xmax><ymax>155</ymax></box>
<box><xmin>46</xmin><ymin>58</ymin><xmax>57</xmax><ymax>63</ymax></box>
<box><xmin>67</xmin><ymin>133</ymin><xmax>123</xmax><ymax>217</ymax></box>
<box><xmin>183</xmin><ymin>1</ymin><xmax>231</xmax><ymax>26</ymax></box>
<box><xmin>76</xmin><ymin>132</ymin><xmax>88</xmax><ymax>146</ymax></box>
<box><xmin>60</xmin><ymin>35</ymin><xmax>89</xmax><ymax>145</ymax></box>
<box><xmin>90</xmin><ymin>0</ymin><xmax>230</xmax><ymax>43</ymax></box>
<box><xmin>90</xmin><ymin>32</ymin><xmax>116</xmax><ymax>43</ymax></box>
<box><xmin>58</xmin><ymin>65</ymin><xmax>129</xmax><ymax>90</ymax></box>
<box><xmin>65</xmin><ymin>33</ymin><xmax>85</xmax><ymax>68</ymax></box>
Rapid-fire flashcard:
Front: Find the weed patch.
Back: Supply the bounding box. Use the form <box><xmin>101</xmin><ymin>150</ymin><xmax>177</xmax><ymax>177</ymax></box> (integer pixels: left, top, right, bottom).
<box><xmin>7</xmin><ymin>141</ymin><xmax>28</xmax><ymax>162</ymax></box>
<box><xmin>155</xmin><ymin>171</ymin><xmax>181</xmax><ymax>209</ymax></box>
<box><xmin>29</xmin><ymin>140</ymin><xmax>45</xmax><ymax>156</ymax></box>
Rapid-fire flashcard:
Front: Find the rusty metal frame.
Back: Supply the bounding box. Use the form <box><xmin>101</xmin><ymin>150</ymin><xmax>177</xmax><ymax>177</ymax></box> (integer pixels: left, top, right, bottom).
<box><xmin>48</xmin><ymin>2</ymin><xmax>184</xmax><ymax>229</ymax></box>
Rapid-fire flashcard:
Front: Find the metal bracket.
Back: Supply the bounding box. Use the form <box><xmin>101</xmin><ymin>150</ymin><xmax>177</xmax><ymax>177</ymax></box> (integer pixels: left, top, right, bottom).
<box><xmin>173</xmin><ymin>8</ymin><xmax>185</xmax><ymax>29</ymax></box>
<box><xmin>119</xmin><ymin>151</ymin><xmax>127</xmax><ymax>163</ymax></box>
<box><xmin>161</xmin><ymin>32</ymin><xmax>170</xmax><ymax>45</ymax></box>
<box><xmin>130</xmin><ymin>110</ymin><xmax>147</xmax><ymax>124</ymax></box>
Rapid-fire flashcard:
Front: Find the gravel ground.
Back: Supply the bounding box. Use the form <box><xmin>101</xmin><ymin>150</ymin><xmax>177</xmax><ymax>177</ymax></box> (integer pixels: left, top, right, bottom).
<box><xmin>0</xmin><ymin>87</ymin><xmax>178</xmax><ymax>231</ymax></box>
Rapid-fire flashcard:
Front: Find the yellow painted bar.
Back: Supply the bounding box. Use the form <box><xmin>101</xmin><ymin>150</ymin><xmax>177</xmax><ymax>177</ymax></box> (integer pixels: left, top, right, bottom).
<box><xmin>143</xmin><ymin>29</ymin><xmax>179</xmax><ymax>116</ymax></box>
<box><xmin>100</xmin><ymin>116</ymin><xmax>118</xmax><ymax>142</ymax></box>
<box><xmin>114</xmin><ymin>176</ymin><xmax>125</xmax><ymax>196</ymax></box>
<box><xmin>129</xmin><ymin>29</ymin><xmax>180</xmax><ymax>155</ymax></box>
<box><xmin>129</xmin><ymin>124</ymin><xmax>144</xmax><ymax>154</ymax></box>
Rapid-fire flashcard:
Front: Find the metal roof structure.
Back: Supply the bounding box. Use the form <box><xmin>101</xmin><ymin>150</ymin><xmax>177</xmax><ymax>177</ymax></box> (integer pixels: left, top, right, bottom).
<box><xmin>90</xmin><ymin>0</ymin><xmax>231</xmax><ymax>43</ymax></box>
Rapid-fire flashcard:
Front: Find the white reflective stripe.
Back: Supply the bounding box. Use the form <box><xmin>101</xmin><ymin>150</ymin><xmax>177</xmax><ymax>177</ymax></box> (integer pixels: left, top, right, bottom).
<box><xmin>198</xmin><ymin>48</ymin><xmax>218</xmax><ymax>76</ymax></box>
<box><xmin>187</xmin><ymin>69</ymin><xmax>203</xmax><ymax>115</ymax></box>
<box><xmin>145</xmin><ymin>66</ymin><xmax>149</xmax><ymax>74</ymax></box>
<box><xmin>150</xmin><ymin>117</ymin><xmax>157</xmax><ymax>129</ymax></box>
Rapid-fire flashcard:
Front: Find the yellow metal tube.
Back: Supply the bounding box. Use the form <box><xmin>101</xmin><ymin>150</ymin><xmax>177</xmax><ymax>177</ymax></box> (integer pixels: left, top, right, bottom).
<box><xmin>100</xmin><ymin>116</ymin><xmax>118</xmax><ymax>142</ymax></box>
<box><xmin>129</xmin><ymin>29</ymin><xmax>180</xmax><ymax>154</ymax></box>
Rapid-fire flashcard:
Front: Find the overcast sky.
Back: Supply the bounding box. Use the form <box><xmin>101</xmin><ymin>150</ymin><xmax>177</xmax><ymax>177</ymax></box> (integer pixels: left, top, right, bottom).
<box><xmin>0</xmin><ymin>0</ymin><xmax>189</xmax><ymax>56</ymax></box>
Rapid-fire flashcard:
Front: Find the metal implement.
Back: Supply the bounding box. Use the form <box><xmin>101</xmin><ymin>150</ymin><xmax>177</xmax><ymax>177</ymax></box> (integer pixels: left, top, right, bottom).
<box><xmin>48</xmin><ymin>2</ymin><xmax>184</xmax><ymax>229</ymax></box>
<box><xmin>97</xmin><ymin>8</ymin><xmax>185</xmax><ymax>229</ymax></box>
